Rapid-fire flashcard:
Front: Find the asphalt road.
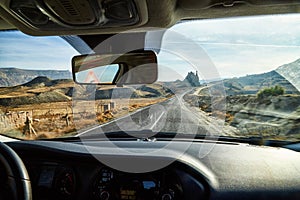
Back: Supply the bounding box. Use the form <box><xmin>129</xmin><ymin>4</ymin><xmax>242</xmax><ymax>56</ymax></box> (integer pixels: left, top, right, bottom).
<box><xmin>77</xmin><ymin>88</ymin><xmax>227</xmax><ymax>137</ymax></box>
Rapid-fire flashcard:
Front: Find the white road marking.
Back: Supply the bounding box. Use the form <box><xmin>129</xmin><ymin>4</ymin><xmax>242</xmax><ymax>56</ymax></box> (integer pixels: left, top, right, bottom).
<box><xmin>150</xmin><ymin>111</ymin><xmax>166</xmax><ymax>130</ymax></box>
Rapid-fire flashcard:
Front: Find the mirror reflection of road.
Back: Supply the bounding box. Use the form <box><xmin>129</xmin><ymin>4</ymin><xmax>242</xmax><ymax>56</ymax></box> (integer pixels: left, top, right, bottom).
<box><xmin>79</xmin><ymin>87</ymin><xmax>224</xmax><ymax>137</ymax></box>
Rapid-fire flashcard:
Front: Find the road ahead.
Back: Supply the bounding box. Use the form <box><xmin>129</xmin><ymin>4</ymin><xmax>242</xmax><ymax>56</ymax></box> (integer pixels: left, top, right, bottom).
<box><xmin>77</xmin><ymin>89</ymin><xmax>234</xmax><ymax>137</ymax></box>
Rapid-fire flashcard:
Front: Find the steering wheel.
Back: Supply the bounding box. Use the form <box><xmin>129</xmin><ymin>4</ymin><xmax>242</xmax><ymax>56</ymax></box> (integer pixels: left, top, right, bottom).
<box><xmin>0</xmin><ymin>142</ymin><xmax>32</xmax><ymax>200</ymax></box>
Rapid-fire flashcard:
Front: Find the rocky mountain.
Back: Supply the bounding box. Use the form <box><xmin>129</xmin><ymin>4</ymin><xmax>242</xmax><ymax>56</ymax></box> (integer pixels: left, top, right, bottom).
<box><xmin>184</xmin><ymin>71</ymin><xmax>200</xmax><ymax>87</ymax></box>
<box><xmin>0</xmin><ymin>68</ymin><xmax>72</xmax><ymax>87</ymax></box>
<box><xmin>163</xmin><ymin>71</ymin><xmax>201</xmax><ymax>89</ymax></box>
<box><xmin>192</xmin><ymin>58</ymin><xmax>300</xmax><ymax>140</ymax></box>
<box><xmin>221</xmin><ymin>63</ymin><xmax>300</xmax><ymax>95</ymax></box>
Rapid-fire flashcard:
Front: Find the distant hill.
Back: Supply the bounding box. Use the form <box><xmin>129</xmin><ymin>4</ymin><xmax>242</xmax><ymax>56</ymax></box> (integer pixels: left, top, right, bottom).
<box><xmin>0</xmin><ymin>68</ymin><xmax>72</xmax><ymax>87</ymax></box>
<box><xmin>0</xmin><ymin>77</ymin><xmax>74</xmax><ymax>106</ymax></box>
<box><xmin>92</xmin><ymin>83</ymin><xmax>173</xmax><ymax>100</ymax></box>
<box><xmin>163</xmin><ymin>71</ymin><xmax>201</xmax><ymax>89</ymax></box>
<box><xmin>22</xmin><ymin>76</ymin><xmax>52</xmax><ymax>87</ymax></box>
<box><xmin>221</xmin><ymin>60</ymin><xmax>300</xmax><ymax>95</ymax></box>
<box><xmin>0</xmin><ymin>75</ymin><xmax>173</xmax><ymax>106</ymax></box>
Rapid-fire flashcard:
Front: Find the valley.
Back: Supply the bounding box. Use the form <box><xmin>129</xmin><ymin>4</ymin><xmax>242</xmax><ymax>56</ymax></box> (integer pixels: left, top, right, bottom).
<box><xmin>1</xmin><ymin>57</ymin><xmax>300</xmax><ymax>141</ymax></box>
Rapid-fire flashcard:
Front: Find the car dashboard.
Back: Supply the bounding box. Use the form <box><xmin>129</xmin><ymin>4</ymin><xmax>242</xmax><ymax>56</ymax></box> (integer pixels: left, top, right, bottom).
<box><xmin>19</xmin><ymin>156</ymin><xmax>207</xmax><ymax>200</ymax></box>
<box><xmin>5</xmin><ymin>138</ymin><xmax>300</xmax><ymax>200</ymax></box>
<box><xmin>23</xmin><ymin>159</ymin><xmax>204</xmax><ymax>200</ymax></box>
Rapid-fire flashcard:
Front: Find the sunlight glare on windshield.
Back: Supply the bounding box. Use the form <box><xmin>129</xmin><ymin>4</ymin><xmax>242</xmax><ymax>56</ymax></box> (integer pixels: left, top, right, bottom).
<box><xmin>0</xmin><ymin>14</ymin><xmax>300</xmax><ymax>142</ymax></box>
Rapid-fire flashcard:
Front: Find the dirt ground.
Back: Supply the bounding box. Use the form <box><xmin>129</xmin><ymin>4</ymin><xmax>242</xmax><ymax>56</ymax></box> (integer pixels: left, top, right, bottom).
<box><xmin>0</xmin><ymin>97</ymin><xmax>170</xmax><ymax>140</ymax></box>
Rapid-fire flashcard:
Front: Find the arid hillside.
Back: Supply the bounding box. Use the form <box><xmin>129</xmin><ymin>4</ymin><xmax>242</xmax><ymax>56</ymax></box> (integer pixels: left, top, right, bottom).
<box><xmin>0</xmin><ymin>68</ymin><xmax>71</xmax><ymax>86</ymax></box>
<box><xmin>184</xmin><ymin>84</ymin><xmax>300</xmax><ymax>141</ymax></box>
<box><xmin>0</xmin><ymin>76</ymin><xmax>173</xmax><ymax>139</ymax></box>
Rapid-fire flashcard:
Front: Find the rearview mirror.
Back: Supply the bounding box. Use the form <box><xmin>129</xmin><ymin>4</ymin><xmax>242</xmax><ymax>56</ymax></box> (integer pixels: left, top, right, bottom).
<box><xmin>72</xmin><ymin>50</ymin><xmax>158</xmax><ymax>85</ymax></box>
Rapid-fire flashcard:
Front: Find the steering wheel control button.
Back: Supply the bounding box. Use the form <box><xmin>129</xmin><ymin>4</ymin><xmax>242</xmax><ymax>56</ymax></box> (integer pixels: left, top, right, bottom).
<box><xmin>162</xmin><ymin>193</ymin><xmax>173</xmax><ymax>200</ymax></box>
<box><xmin>100</xmin><ymin>191</ymin><xmax>110</xmax><ymax>200</ymax></box>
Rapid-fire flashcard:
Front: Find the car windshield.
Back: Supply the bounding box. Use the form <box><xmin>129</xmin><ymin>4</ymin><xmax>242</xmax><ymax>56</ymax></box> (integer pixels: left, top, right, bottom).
<box><xmin>1</xmin><ymin>14</ymin><xmax>300</xmax><ymax>142</ymax></box>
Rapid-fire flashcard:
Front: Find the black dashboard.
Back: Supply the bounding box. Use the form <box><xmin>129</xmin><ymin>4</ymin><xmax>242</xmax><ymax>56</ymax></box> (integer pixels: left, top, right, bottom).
<box><xmin>24</xmin><ymin>160</ymin><xmax>207</xmax><ymax>200</ymax></box>
<box><xmin>5</xmin><ymin>139</ymin><xmax>300</xmax><ymax>200</ymax></box>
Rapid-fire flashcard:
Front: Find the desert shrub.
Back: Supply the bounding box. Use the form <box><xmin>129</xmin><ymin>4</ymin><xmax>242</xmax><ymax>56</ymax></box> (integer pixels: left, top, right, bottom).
<box><xmin>257</xmin><ymin>85</ymin><xmax>284</xmax><ymax>99</ymax></box>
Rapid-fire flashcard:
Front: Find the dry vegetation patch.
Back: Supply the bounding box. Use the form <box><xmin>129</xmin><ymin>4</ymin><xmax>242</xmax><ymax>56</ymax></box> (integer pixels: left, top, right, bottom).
<box><xmin>0</xmin><ymin>97</ymin><xmax>170</xmax><ymax>140</ymax></box>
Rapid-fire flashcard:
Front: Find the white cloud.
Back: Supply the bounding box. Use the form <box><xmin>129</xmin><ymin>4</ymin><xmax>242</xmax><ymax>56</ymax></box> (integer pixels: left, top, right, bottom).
<box><xmin>201</xmin><ymin>44</ymin><xmax>300</xmax><ymax>78</ymax></box>
<box><xmin>2</xmin><ymin>14</ymin><xmax>300</xmax><ymax>81</ymax></box>
<box><xmin>159</xmin><ymin>14</ymin><xmax>300</xmax><ymax>79</ymax></box>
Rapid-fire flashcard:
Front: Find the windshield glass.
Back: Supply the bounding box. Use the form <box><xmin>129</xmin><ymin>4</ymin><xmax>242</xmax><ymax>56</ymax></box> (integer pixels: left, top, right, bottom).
<box><xmin>1</xmin><ymin>14</ymin><xmax>300</xmax><ymax>142</ymax></box>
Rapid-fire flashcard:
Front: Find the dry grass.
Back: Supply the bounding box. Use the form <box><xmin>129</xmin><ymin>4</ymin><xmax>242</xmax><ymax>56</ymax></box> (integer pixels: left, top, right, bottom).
<box><xmin>0</xmin><ymin>97</ymin><xmax>170</xmax><ymax>140</ymax></box>
<box><xmin>225</xmin><ymin>113</ymin><xmax>234</xmax><ymax>123</ymax></box>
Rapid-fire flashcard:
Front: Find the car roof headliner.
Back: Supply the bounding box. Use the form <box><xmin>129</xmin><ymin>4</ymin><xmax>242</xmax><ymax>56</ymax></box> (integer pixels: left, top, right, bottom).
<box><xmin>0</xmin><ymin>0</ymin><xmax>300</xmax><ymax>36</ymax></box>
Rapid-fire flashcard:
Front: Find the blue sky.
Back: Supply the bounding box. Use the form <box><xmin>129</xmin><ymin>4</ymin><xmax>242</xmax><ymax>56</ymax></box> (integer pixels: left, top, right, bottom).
<box><xmin>0</xmin><ymin>31</ymin><xmax>78</xmax><ymax>70</ymax></box>
<box><xmin>1</xmin><ymin>14</ymin><xmax>300</xmax><ymax>81</ymax></box>
<box><xmin>157</xmin><ymin>14</ymin><xmax>300</xmax><ymax>80</ymax></box>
